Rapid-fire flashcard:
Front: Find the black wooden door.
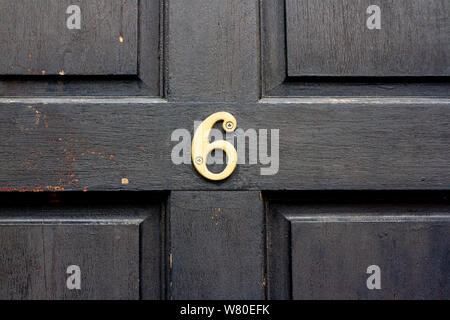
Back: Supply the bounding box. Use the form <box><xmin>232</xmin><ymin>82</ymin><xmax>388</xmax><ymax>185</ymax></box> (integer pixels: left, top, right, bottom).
<box><xmin>0</xmin><ymin>0</ymin><xmax>449</xmax><ymax>300</ymax></box>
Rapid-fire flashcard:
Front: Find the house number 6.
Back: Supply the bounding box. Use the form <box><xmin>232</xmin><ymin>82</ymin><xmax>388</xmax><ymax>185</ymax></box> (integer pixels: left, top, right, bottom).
<box><xmin>192</xmin><ymin>112</ymin><xmax>238</xmax><ymax>181</ymax></box>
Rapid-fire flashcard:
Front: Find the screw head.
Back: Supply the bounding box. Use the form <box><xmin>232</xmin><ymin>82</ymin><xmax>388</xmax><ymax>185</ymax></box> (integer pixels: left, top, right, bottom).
<box><xmin>225</xmin><ymin>121</ymin><xmax>234</xmax><ymax>130</ymax></box>
<box><xmin>195</xmin><ymin>157</ymin><xmax>203</xmax><ymax>165</ymax></box>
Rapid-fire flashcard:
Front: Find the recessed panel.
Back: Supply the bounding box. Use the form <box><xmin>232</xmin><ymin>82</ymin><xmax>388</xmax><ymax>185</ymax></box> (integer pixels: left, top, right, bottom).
<box><xmin>0</xmin><ymin>0</ymin><xmax>138</xmax><ymax>75</ymax></box>
<box><xmin>291</xmin><ymin>217</ymin><xmax>450</xmax><ymax>299</ymax></box>
<box><xmin>0</xmin><ymin>193</ymin><xmax>164</xmax><ymax>300</ymax></box>
<box><xmin>0</xmin><ymin>222</ymin><xmax>140</xmax><ymax>300</ymax></box>
<box><xmin>268</xmin><ymin>193</ymin><xmax>450</xmax><ymax>300</ymax></box>
<box><xmin>286</xmin><ymin>0</ymin><xmax>449</xmax><ymax>77</ymax></box>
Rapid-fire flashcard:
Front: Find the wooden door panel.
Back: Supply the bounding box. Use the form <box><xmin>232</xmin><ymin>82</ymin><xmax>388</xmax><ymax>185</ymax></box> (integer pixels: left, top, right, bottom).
<box><xmin>0</xmin><ymin>0</ymin><xmax>161</xmax><ymax>97</ymax></box>
<box><xmin>0</xmin><ymin>193</ymin><xmax>165</xmax><ymax>300</ymax></box>
<box><xmin>267</xmin><ymin>192</ymin><xmax>450</xmax><ymax>300</ymax></box>
<box><xmin>0</xmin><ymin>0</ymin><xmax>138</xmax><ymax>75</ymax></box>
<box><xmin>291</xmin><ymin>218</ymin><xmax>450</xmax><ymax>299</ymax></box>
<box><xmin>0</xmin><ymin>223</ymin><xmax>140</xmax><ymax>300</ymax></box>
<box><xmin>286</xmin><ymin>0</ymin><xmax>449</xmax><ymax>77</ymax></box>
<box><xmin>167</xmin><ymin>0</ymin><xmax>259</xmax><ymax>102</ymax></box>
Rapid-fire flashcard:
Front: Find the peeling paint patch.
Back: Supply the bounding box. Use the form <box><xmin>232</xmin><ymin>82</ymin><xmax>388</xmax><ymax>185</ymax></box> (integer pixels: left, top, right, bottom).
<box><xmin>211</xmin><ymin>207</ymin><xmax>221</xmax><ymax>226</ymax></box>
<box><xmin>23</xmin><ymin>105</ymin><xmax>49</xmax><ymax>129</ymax></box>
<box><xmin>56</xmin><ymin>144</ymin><xmax>121</xmax><ymax>190</ymax></box>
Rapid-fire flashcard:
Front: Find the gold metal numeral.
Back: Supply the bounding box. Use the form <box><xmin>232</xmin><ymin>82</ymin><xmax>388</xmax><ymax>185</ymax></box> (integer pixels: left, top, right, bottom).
<box><xmin>192</xmin><ymin>112</ymin><xmax>238</xmax><ymax>181</ymax></box>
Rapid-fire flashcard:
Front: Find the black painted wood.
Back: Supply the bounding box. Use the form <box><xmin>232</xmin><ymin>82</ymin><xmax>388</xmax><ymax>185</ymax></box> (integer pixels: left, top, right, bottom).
<box><xmin>261</xmin><ymin>0</ymin><xmax>287</xmax><ymax>95</ymax></box>
<box><xmin>268</xmin><ymin>79</ymin><xmax>450</xmax><ymax>98</ymax></box>
<box><xmin>267</xmin><ymin>191</ymin><xmax>450</xmax><ymax>300</ymax></box>
<box><xmin>167</xmin><ymin>0</ymin><xmax>259</xmax><ymax>102</ymax></box>
<box><xmin>291</xmin><ymin>218</ymin><xmax>450</xmax><ymax>299</ymax></box>
<box><xmin>0</xmin><ymin>223</ymin><xmax>140</xmax><ymax>300</ymax></box>
<box><xmin>0</xmin><ymin>193</ymin><xmax>164</xmax><ymax>300</ymax></box>
<box><xmin>0</xmin><ymin>0</ymin><xmax>161</xmax><ymax>97</ymax></box>
<box><xmin>169</xmin><ymin>191</ymin><xmax>265</xmax><ymax>299</ymax></box>
<box><xmin>0</xmin><ymin>76</ymin><xmax>153</xmax><ymax>97</ymax></box>
<box><xmin>286</xmin><ymin>0</ymin><xmax>449</xmax><ymax>77</ymax></box>
<box><xmin>138</xmin><ymin>0</ymin><xmax>163</xmax><ymax>96</ymax></box>
<box><xmin>0</xmin><ymin>101</ymin><xmax>449</xmax><ymax>191</ymax></box>
<box><xmin>0</xmin><ymin>0</ymin><xmax>449</xmax><ymax>301</ymax></box>
<box><xmin>0</xmin><ymin>0</ymin><xmax>138</xmax><ymax>75</ymax></box>
<box><xmin>262</xmin><ymin>0</ymin><xmax>450</xmax><ymax>98</ymax></box>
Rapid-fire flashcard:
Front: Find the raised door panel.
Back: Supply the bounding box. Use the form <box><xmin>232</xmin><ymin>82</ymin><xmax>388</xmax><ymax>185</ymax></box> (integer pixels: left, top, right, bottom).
<box><xmin>0</xmin><ymin>0</ymin><xmax>160</xmax><ymax>97</ymax></box>
<box><xmin>0</xmin><ymin>0</ymin><xmax>138</xmax><ymax>75</ymax></box>
<box><xmin>0</xmin><ymin>193</ymin><xmax>164</xmax><ymax>300</ymax></box>
<box><xmin>0</xmin><ymin>223</ymin><xmax>140</xmax><ymax>300</ymax></box>
<box><xmin>291</xmin><ymin>217</ymin><xmax>450</xmax><ymax>299</ymax></box>
<box><xmin>286</xmin><ymin>0</ymin><xmax>449</xmax><ymax>77</ymax></box>
<box><xmin>267</xmin><ymin>193</ymin><xmax>450</xmax><ymax>300</ymax></box>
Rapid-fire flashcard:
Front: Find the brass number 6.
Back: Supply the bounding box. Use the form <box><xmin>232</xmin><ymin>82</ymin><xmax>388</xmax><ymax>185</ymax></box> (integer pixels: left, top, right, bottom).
<box><xmin>192</xmin><ymin>112</ymin><xmax>238</xmax><ymax>181</ymax></box>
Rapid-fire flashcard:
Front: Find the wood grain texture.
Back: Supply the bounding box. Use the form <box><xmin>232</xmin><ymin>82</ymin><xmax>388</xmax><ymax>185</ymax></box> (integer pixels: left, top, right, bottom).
<box><xmin>291</xmin><ymin>219</ymin><xmax>450</xmax><ymax>299</ymax></box>
<box><xmin>261</xmin><ymin>0</ymin><xmax>286</xmax><ymax>95</ymax></box>
<box><xmin>267</xmin><ymin>192</ymin><xmax>450</xmax><ymax>300</ymax></box>
<box><xmin>0</xmin><ymin>76</ymin><xmax>154</xmax><ymax>97</ymax></box>
<box><xmin>261</xmin><ymin>1</ymin><xmax>450</xmax><ymax>97</ymax></box>
<box><xmin>0</xmin><ymin>101</ymin><xmax>449</xmax><ymax>191</ymax></box>
<box><xmin>169</xmin><ymin>191</ymin><xmax>265</xmax><ymax>299</ymax></box>
<box><xmin>267</xmin><ymin>80</ymin><xmax>450</xmax><ymax>98</ymax></box>
<box><xmin>0</xmin><ymin>0</ymin><xmax>138</xmax><ymax>75</ymax></box>
<box><xmin>0</xmin><ymin>194</ymin><xmax>164</xmax><ymax>300</ymax></box>
<box><xmin>167</xmin><ymin>0</ymin><xmax>260</xmax><ymax>102</ymax></box>
<box><xmin>138</xmin><ymin>0</ymin><xmax>162</xmax><ymax>95</ymax></box>
<box><xmin>0</xmin><ymin>223</ymin><xmax>139</xmax><ymax>300</ymax></box>
<box><xmin>286</xmin><ymin>0</ymin><xmax>450</xmax><ymax>77</ymax></box>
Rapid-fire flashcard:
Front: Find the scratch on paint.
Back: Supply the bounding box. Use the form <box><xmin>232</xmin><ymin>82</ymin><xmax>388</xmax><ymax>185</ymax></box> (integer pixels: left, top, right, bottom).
<box><xmin>16</xmin><ymin>105</ymin><xmax>49</xmax><ymax>131</ymax></box>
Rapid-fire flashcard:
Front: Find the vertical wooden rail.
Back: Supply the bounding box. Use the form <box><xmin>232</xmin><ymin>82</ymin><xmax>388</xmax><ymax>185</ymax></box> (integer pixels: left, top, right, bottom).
<box><xmin>168</xmin><ymin>191</ymin><xmax>265</xmax><ymax>299</ymax></box>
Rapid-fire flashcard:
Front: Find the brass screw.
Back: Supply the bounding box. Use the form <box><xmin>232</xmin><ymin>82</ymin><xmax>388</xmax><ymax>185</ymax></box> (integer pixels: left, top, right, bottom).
<box><xmin>195</xmin><ymin>157</ymin><xmax>203</xmax><ymax>165</ymax></box>
<box><xmin>225</xmin><ymin>121</ymin><xmax>234</xmax><ymax>130</ymax></box>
